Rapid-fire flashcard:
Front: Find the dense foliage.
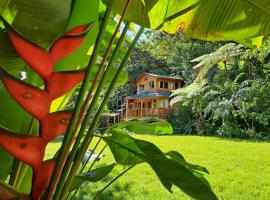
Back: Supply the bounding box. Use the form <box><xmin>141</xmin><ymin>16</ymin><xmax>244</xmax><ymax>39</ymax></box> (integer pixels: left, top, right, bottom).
<box><xmin>173</xmin><ymin>36</ymin><xmax>270</xmax><ymax>139</ymax></box>
<box><xmin>111</xmin><ymin>30</ymin><xmax>270</xmax><ymax>140</ymax></box>
<box><xmin>1</xmin><ymin>0</ymin><xmax>270</xmax><ymax>199</ymax></box>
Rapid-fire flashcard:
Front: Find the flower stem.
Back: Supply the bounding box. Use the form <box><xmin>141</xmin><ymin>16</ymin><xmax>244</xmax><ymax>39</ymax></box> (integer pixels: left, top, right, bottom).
<box><xmin>94</xmin><ymin>165</ymin><xmax>135</xmax><ymax>200</ymax></box>
<box><xmin>59</xmin><ymin>26</ymin><xmax>144</xmax><ymax>200</ymax></box>
<box><xmin>54</xmin><ymin>7</ymin><xmax>132</xmax><ymax>200</ymax></box>
<box><xmin>46</xmin><ymin>8</ymin><xmax>111</xmax><ymax>199</ymax></box>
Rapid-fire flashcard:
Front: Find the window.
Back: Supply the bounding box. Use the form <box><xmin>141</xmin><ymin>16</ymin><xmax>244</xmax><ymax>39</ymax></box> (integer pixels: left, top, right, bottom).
<box><xmin>139</xmin><ymin>84</ymin><xmax>144</xmax><ymax>91</ymax></box>
<box><xmin>160</xmin><ymin>81</ymin><xmax>168</xmax><ymax>88</ymax></box>
<box><xmin>173</xmin><ymin>82</ymin><xmax>179</xmax><ymax>89</ymax></box>
<box><xmin>149</xmin><ymin>81</ymin><xmax>154</xmax><ymax>89</ymax></box>
<box><xmin>159</xmin><ymin>99</ymin><xmax>169</xmax><ymax>108</ymax></box>
<box><xmin>164</xmin><ymin>81</ymin><xmax>168</xmax><ymax>88</ymax></box>
<box><xmin>160</xmin><ymin>81</ymin><xmax>164</xmax><ymax>88</ymax></box>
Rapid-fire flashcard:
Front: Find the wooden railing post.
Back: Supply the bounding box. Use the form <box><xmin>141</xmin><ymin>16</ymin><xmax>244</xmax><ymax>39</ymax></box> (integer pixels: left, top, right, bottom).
<box><xmin>140</xmin><ymin>99</ymin><xmax>143</xmax><ymax>118</ymax></box>
<box><xmin>126</xmin><ymin>99</ymin><xmax>128</xmax><ymax>120</ymax></box>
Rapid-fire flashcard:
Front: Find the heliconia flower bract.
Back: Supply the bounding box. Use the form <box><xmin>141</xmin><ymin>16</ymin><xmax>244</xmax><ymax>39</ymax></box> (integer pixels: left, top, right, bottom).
<box><xmin>0</xmin><ymin>24</ymin><xmax>90</xmax><ymax>199</ymax></box>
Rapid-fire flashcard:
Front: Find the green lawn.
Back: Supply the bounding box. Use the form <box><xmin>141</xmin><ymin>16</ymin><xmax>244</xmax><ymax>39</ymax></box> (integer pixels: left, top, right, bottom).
<box><xmin>46</xmin><ymin>136</ymin><xmax>270</xmax><ymax>200</ymax></box>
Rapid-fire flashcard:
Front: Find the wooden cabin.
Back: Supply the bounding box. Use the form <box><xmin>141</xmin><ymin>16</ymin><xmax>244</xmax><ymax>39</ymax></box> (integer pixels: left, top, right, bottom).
<box><xmin>124</xmin><ymin>73</ymin><xmax>183</xmax><ymax>119</ymax></box>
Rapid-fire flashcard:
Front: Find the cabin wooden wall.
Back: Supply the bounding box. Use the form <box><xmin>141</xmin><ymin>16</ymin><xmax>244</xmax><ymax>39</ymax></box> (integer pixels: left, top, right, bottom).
<box><xmin>136</xmin><ymin>74</ymin><xmax>181</xmax><ymax>94</ymax></box>
<box><xmin>136</xmin><ymin>74</ymin><xmax>157</xmax><ymax>93</ymax></box>
<box><xmin>156</xmin><ymin>78</ymin><xmax>181</xmax><ymax>92</ymax></box>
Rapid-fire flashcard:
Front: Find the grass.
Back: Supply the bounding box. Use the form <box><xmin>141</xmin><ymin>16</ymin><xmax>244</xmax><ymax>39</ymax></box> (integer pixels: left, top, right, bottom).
<box><xmin>45</xmin><ymin>135</ymin><xmax>270</xmax><ymax>200</ymax></box>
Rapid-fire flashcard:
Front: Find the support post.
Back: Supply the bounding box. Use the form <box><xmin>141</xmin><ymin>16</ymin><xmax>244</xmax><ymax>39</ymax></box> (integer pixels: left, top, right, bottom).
<box><xmin>125</xmin><ymin>98</ymin><xmax>128</xmax><ymax>120</ymax></box>
<box><xmin>157</xmin><ymin>98</ymin><xmax>160</xmax><ymax>118</ymax></box>
<box><xmin>140</xmin><ymin>99</ymin><xmax>143</xmax><ymax>118</ymax></box>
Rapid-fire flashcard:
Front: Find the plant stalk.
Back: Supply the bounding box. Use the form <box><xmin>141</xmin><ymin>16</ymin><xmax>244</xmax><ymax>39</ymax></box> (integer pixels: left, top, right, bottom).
<box><xmin>93</xmin><ymin>165</ymin><xmax>135</xmax><ymax>200</ymax></box>
<box><xmin>59</xmin><ymin>26</ymin><xmax>144</xmax><ymax>200</ymax></box>
<box><xmin>70</xmin><ymin>144</ymin><xmax>107</xmax><ymax>200</ymax></box>
<box><xmin>68</xmin><ymin>138</ymin><xmax>103</xmax><ymax>200</ymax></box>
<box><xmin>53</xmin><ymin>12</ymin><xmax>132</xmax><ymax>200</ymax></box>
<box><xmin>88</xmin><ymin>145</ymin><xmax>107</xmax><ymax>172</ymax></box>
<box><xmin>46</xmin><ymin>8</ymin><xmax>111</xmax><ymax>199</ymax></box>
<box><xmin>80</xmin><ymin>137</ymin><xmax>102</xmax><ymax>173</ymax></box>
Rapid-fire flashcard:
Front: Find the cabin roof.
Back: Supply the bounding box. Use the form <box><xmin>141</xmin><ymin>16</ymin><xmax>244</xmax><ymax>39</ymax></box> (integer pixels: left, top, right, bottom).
<box><xmin>127</xmin><ymin>91</ymin><xmax>171</xmax><ymax>99</ymax></box>
<box><xmin>136</xmin><ymin>72</ymin><xmax>182</xmax><ymax>84</ymax></box>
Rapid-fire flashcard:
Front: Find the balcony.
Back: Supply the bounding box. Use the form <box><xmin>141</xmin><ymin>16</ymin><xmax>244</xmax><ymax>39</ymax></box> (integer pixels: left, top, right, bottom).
<box><xmin>125</xmin><ymin>108</ymin><xmax>172</xmax><ymax>119</ymax></box>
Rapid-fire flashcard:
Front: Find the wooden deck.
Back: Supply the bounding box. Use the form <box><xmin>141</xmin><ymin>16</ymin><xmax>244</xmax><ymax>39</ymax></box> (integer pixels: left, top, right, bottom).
<box><xmin>125</xmin><ymin>108</ymin><xmax>172</xmax><ymax>119</ymax></box>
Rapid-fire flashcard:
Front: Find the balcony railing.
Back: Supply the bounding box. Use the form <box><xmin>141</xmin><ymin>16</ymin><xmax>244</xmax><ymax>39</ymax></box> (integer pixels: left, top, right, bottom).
<box><xmin>125</xmin><ymin>108</ymin><xmax>172</xmax><ymax>119</ymax></box>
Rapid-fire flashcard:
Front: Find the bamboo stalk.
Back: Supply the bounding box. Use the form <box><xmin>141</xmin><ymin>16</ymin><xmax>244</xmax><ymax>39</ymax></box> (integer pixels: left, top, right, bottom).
<box><xmin>59</xmin><ymin>27</ymin><xmax>144</xmax><ymax>200</ymax></box>
<box><xmin>46</xmin><ymin>9</ymin><xmax>112</xmax><ymax>199</ymax></box>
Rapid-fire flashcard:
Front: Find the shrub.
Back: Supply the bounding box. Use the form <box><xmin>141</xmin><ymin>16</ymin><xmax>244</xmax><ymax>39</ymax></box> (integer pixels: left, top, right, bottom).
<box><xmin>167</xmin><ymin>105</ymin><xmax>196</xmax><ymax>135</ymax></box>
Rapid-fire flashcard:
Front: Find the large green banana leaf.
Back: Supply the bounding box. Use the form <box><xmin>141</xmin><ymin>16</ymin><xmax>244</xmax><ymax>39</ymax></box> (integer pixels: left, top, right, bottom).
<box><xmin>54</xmin><ymin>0</ymin><xmax>99</xmax><ymax>71</ymax></box>
<box><xmin>168</xmin><ymin>0</ymin><xmax>270</xmax><ymax>41</ymax></box>
<box><xmin>102</xmin><ymin>0</ymin><xmax>159</xmax><ymax>28</ymax></box>
<box><xmin>102</xmin><ymin>129</ymin><xmax>218</xmax><ymax>200</ymax></box>
<box><xmin>2</xmin><ymin>0</ymin><xmax>72</xmax><ymax>48</ymax></box>
<box><xmin>69</xmin><ymin>163</ymin><xmax>116</xmax><ymax>192</ymax></box>
<box><xmin>102</xmin><ymin>0</ymin><xmax>270</xmax><ymax>44</ymax></box>
<box><xmin>0</xmin><ymin>0</ymin><xmax>10</xmax><ymax>15</ymax></box>
<box><xmin>0</xmin><ymin>180</ymin><xmax>28</xmax><ymax>200</ymax></box>
<box><xmin>0</xmin><ymin>30</ymin><xmax>24</xmax><ymax>74</ymax></box>
<box><xmin>110</xmin><ymin>118</ymin><xmax>173</xmax><ymax>135</ymax></box>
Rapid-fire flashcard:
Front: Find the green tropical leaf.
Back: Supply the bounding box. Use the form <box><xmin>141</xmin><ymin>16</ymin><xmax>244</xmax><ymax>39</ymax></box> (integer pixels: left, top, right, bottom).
<box><xmin>65</xmin><ymin>0</ymin><xmax>99</xmax><ymax>31</ymax></box>
<box><xmin>69</xmin><ymin>163</ymin><xmax>116</xmax><ymax>192</ymax></box>
<box><xmin>181</xmin><ymin>0</ymin><xmax>270</xmax><ymax>42</ymax></box>
<box><xmin>166</xmin><ymin>151</ymin><xmax>209</xmax><ymax>174</ymax></box>
<box><xmin>103</xmin><ymin>0</ymin><xmax>270</xmax><ymax>45</ymax></box>
<box><xmin>0</xmin><ymin>149</ymin><xmax>13</xmax><ymax>180</ymax></box>
<box><xmin>54</xmin><ymin>0</ymin><xmax>99</xmax><ymax>71</ymax></box>
<box><xmin>102</xmin><ymin>129</ymin><xmax>218</xmax><ymax>200</ymax></box>
<box><xmin>109</xmin><ymin>119</ymin><xmax>173</xmax><ymax>135</ymax></box>
<box><xmin>0</xmin><ymin>0</ymin><xmax>10</xmax><ymax>14</ymax></box>
<box><xmin>104</xmin><ymin>134</ymin><xmax>144</xmax><ymax>166</ymax></box>
<box><xmin>102</xmin><ymin>0</ymin><xmax>156</xmax><ymax>28</ymax></box>
<box><xmin>13</xmin><ymin>164</ymin><xmax>32</xmax><ymax>193</ymax></box>
<box><xmin>0</xmin><ymin>30</ymin><xmax>24</xmax><ymax>74</ymax></box>
<box><xmin>0</xmin><ymin>180</ymin><xmax>28</xmax><ymax>199</ymax></box>
<box><xmin>101</xmin><ymin>0</ymin><xmax>199</xmax><ymax>31</ymax></box>
<box><xmin>2</xmin><ymin>0</ymin><xmax>72</xmax><ymax>48</ymax></box>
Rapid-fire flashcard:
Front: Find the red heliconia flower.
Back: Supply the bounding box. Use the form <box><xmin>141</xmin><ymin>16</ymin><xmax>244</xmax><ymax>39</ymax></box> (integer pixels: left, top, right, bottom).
<box><xmin>0</xmin><ymin>128</ymin><xmax>46</xmax><ymax>168</ymax></box>
<box><xmin>47</xmin><ymin>71</ymin><xmax>85</xmax><ymax>99</ymax></box>
<box><xmin>0</xmin><ymin>68</ymin><xmax>51</xmax><ymax>120</ymax></box>
<box><xmin>8</xmin><ymin>25</ymin><xmax>89</xmax><ymax>82</ymax></box>
<box><xmin>40</xmin><ymin>111</ymin><xmax>72</xmax><ymax>142</ymax></box>
<box><xmin>31</xmin><ymin>159</ymin><xmax>56</xmax><ymax>200</ymax></box>
<box><xmin>50</xmin><ymin>26</ymin><xmax>90</xmax><ymax>62</ymax></box>
<box><xmin>0</xmin><ymin>24</ymin><xmax>90</xmax><ymax>200</ymax></box>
